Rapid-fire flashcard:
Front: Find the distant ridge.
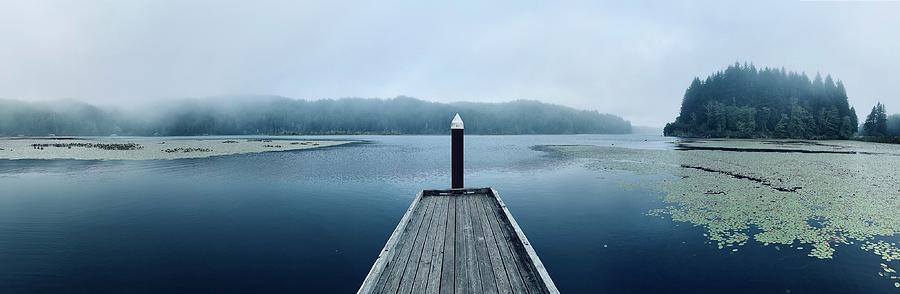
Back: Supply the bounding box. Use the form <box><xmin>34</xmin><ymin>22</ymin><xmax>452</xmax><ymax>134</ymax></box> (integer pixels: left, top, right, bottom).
<box><xmin>0</xmin><ymin>96</ymin><xmax>631</xmax><ymax>136</ymax></box>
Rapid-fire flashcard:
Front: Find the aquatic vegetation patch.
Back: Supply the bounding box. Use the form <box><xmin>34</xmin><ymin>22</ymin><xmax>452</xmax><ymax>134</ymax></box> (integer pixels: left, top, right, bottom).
<box><xmin>675</xmin><ymin>144</ymin><xmax>857</xmax><ymax>154</ymax></box>
<box><xmin>545</xmin><ymin>139</ymin><xmax>900</xmax><ymax>286</ymax></box>
<box><xmin>162</xmin><ymin>147</ymin><xmax>212</xmax><ymax>153</ymax></box>
<box><xmin>0</xmin><ymin>138</ymin><xmax>352</xmax><ymax>160</ymax></box>
<box><xmin>878</xmin><ymin>263</ymin><xmax>900</xmax><ymax>287</ymax></box>
<box><xmin>865</xmin><ymin>241</ymin><xmax>900</xmax><ymax>262</ymax></box>
<box><xmin>31</xmin><ymin>142</ymin><xmax>144</xmax><ymax>150</ymax></box>
<box><xmin>678</xmin><ymin>139</ymin><xmax>900</xmax><ymax>156</ymax></box>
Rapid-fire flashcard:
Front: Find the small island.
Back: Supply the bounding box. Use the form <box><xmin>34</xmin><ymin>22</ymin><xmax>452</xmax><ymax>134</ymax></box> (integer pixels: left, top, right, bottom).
<box><xmin>664</xmin><ymin>63</ymin><xmax>858</xmax><ymax>139</ymax></box>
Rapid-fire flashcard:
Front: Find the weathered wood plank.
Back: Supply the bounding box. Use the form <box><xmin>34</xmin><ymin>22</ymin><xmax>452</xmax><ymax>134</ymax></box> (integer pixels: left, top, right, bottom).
<box><xmin>439</xmin><ymin>194</ymin><xmax>456</xmax><ymax>294</ymax></box>
<box><xmin>488</xmin><ymin>196</ymin><xmax>544</xmax><ymax>294</ymax></box>
<box><xmin>455</xmin><ymin>195</ymin><xmax>470</xmax><ymax>294</ymax></box>
<box><xmin>360</xmin><ymin>188</ymin><xmax>556</xmax><ymax>294</ymax></box>
<box><xmin>492</xmin><ymin>188</ymin><xmax>559</xmax><ymax>294</ymax></box>
<box><xmin>480</xmin><ymin>195</ymin><xmax>529</xmax><ymax>294</ymax></box>
<box><xmin>462</xmin><ymin>194</ymin><xmax>485</xmax><ymax>293</ymax></box>
<box><xmin>424</xmin><ymin>196</ymin><xmax>449</xmax><ymax>294</ymax></box>
<box><xmin>469</xmin><ymin>194</ymin><xmax>498</xmax><ymax>294</ymax></box>
<box><xmin>395</xmin><ymin>195</ymin><xmax>439</xmax><ymax>294</ymax></box>
<box><xmin>475</xmin><ymin>193</ymin><xmax>513</xmax><ymax>294</ymax></box>
<box><xmin>376</xmin><ymin>195</ymin><xmax>435</xmax><ymax>293</ymax></box>
<box><xmin>412</xmin><ymin>195</ymin><xmax>446</xmax><ymax>294</ymax></box>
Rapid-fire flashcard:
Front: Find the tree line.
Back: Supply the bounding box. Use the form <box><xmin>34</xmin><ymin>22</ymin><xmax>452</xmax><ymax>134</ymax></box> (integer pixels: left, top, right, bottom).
<box><xmin>0</xmin><ymin>96</ymin><xmax>632</xmax><ymax>136</ymax></box>
<box><xmin>664</xmin><ymin>63</ymin><xmax>859</xmax><ymax>139</ymax></box>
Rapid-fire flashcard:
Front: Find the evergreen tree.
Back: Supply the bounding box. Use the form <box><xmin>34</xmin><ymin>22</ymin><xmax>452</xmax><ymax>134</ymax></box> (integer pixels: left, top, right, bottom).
<box><xmin>665</xmin><ymin>63</ymin><xmax>858</xmax><ymax>139</ymax></box>
<box><xmin>788</xmin><ymin>103</ymin><xmax>814</xmax><ymax>138</ymax></box>
<box><xmin>863</xmin><ymin>102</ymin><xmax>888</xmax><ymax>136</ymax></box>
<box><xmin>817</xmin><ymin>106</ymin><xmax>840</xmax><ymax>138</ymax></box>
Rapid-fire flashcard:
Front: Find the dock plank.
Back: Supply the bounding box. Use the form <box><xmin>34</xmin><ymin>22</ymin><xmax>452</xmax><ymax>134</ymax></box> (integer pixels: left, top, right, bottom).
<box><xmin>489</xmin><ymin>197</ymin><xmax>545</xmax><ymax>294</ymax></box>
<box><xmin>463</xmin><ymin>194</ymin><xmax>482</xmax><ymax>293</ymax></box>
<box><xmin>493</xmin><ymin>188</ymin><xmax>559</xmax><ymax>293</ymax></box>
<box><xmin>439</xmin><ymin>193</ymin><xmax>456</xmax><ymax>294</ymax></box>
<box><xmin>378</xmin><ymin>196</ymin><xmax>435</xmax><ymax>293</ymax></box>
<box><xmin>411</xmin><ymin>195</ymin><xmax>447</xmax><ymax>294</ymax></box>
<box><xmin>468</xmin><ymin>193</ymin><xmax>497</xmax><ymax>294</ymax></box>
<box><xmin>454</xmin><ymin>195</ymin><xmax>470</xmax><ymax>294</ymax></box>
<box><xmin>359</xmin><ymin>188</ymin><xmax>556</xmax><ymax>294</ymax></box>
<box><xmin>474</xmin><ymin>193</ymin><xmax>512</xmax><ymax>294</ymax></box>
<box><xmin>479</xmin><ymin>195</ymin><xmax>529</xmax><ymax>294</ymax></box>
<box><xmin>370</xmin><ymin>194</ymin><xmax>431</xmax><ymax>294</ymax></box>
<box><xmin>424</xmin><ymin>196</ymin><xmax>449</xmax><ymax>294</ymax></box>
<box><xmin>395</xmin><ymin>195</ymin><xmax>439</xmax><ymax>293</ymax></box>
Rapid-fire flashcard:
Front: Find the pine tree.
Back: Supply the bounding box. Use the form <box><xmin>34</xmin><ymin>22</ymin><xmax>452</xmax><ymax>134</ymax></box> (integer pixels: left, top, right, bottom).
<box><xmin>818</xmin><ymin>106</ymin><xmax>840</xmax><ymax>138</ymax></box>
<box><xmin>863</xmin><ymin>102</ymin><xmax>888</xmax><ymax>136</ymax></box>
<box><xmin>774</xmin><ymin>114</ymin><xmax>789</xmax><ymax>138</ymax></box>
<box><xmin>789</xmin><ymin>103</ymin><xmax>814</xmax><ymax>138</ymax></box>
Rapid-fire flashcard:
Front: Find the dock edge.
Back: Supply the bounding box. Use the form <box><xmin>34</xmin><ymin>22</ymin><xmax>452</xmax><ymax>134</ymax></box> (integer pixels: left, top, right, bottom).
<box><xmin>357</xmin><ymin>191</ymin><xmax>425</xmax><ymax>294</ymax></box>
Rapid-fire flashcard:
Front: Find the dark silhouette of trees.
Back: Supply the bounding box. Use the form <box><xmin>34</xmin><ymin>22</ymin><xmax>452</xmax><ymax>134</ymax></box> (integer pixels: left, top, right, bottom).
<box><xmin>855</xmin><ymin>103</ymin><xmax>900</xmax><ymax>144</ymax></box>
<box><xmin>862</xmin><ymin>102</ymin><xmax>888</xmax><ymax>137</ymax></box>
<box><xmin>664</xmin><ymin>63</ymin><xmax>858</xmax><ymax>139</ymax></box>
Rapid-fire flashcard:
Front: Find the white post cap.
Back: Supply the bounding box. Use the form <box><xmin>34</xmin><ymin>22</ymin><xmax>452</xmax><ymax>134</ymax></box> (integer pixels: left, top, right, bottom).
<box><xmin>451</xmin><ymin>113</ymin><xmax>464</xmax><ymax>129</ymax></box>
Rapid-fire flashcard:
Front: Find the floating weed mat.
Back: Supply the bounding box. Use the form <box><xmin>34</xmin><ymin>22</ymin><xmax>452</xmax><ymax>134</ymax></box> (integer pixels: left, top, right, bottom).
<box><xmin>546</xmin><ymin>140</ymin><xmax>900</xmax><ymax>287</ymax></box>
<box><xmin>0</xmin><ymin>138</ymin><xmax>352</xmax><ymax>160</ymax></box>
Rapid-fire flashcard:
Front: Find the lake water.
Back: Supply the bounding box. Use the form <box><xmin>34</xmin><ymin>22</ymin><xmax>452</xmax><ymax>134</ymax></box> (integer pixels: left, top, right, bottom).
<box><xmin>1</xmin><ymin>135</ymin><xmax>897</xmax><ymax>293</ymax></box>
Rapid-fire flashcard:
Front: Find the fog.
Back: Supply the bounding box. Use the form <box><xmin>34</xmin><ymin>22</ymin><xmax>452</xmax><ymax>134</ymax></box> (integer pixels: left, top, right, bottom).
<box><xmin>1</xmin><ymin>0</ymin><xmax>899</xmax><ymax>126</ymax></box>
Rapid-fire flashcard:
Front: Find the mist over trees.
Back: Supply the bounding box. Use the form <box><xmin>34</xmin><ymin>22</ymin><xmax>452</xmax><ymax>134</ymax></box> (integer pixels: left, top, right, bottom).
<box><xmin>889</xmin><ymin>114</ymin><xmax>900</xmax><ymax>136</ymax></box>
<box><xmin>862</xmin><ymin>102</ymin><xmax>888</xmax><ymax>137</ymax></box>
<box><xmin>664</xmin><ymin>63</ymin><xmax>858</xmax><ymax>139</ymax></box>
<box><xmin>860</xmin><ymin>102</ymin><xmax>900</xmax><ymax>143</ymax></box>
<box><xmin>0</xmin><ymin>99</ymin><xmax>127</xmax><ymax>136</ymax></box>
<box><xmin>0</xmin><ymin>96</ymin><xmax>631</xmax><ymax>136</ymax></box>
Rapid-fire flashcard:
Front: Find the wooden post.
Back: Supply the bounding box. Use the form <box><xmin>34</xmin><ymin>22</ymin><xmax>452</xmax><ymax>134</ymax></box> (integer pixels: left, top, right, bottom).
<box><xmin>451</xmin><ymin>113</ymin><xmax>464</xmax><ymax>189</ymax></box>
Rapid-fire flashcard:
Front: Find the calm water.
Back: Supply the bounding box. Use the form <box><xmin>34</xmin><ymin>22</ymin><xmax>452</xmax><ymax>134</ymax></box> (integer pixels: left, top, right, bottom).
<box><xmin>0</xmin><ymin>135</ymin><xmax>894</xmax><ymax>293</ymax></box>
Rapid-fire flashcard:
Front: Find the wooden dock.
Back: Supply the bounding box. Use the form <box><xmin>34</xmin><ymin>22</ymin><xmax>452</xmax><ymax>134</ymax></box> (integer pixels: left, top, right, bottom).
<box><xmin>358</xmin><ymin>188</ymin><xmax>558</xmax><ymax>294</ymax></box>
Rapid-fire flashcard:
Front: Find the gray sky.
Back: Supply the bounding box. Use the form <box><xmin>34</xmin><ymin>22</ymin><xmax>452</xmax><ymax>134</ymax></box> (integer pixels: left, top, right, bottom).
<box><xmin>1</xmin><ymin>0</ymin><xmax>899</xmax><ymax>126</ymax></box>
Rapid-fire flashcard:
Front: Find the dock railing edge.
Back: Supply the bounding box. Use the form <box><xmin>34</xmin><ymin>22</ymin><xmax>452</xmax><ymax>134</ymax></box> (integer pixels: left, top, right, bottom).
<box><xmin>357</xmin><ymin>191</ymin><xmax>424</xmax><ymax>294</ymax></box>
<box><xmin>490</xmin><ymin>187</ymin><xmax>560</xmax><ymax>294</ymax></box>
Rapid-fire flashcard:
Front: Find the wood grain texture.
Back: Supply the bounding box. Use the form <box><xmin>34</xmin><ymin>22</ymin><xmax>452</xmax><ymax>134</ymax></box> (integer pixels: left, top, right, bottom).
<box><xmin>359</xmin><ymin>188</ymin><xmax>556</xmax><ymax>294</ymax></box>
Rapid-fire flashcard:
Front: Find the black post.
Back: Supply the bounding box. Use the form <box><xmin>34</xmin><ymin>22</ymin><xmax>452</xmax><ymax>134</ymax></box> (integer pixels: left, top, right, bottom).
<box><xmin>451</xmin><ymin>113</ymin><xmax>464</xmax><ymax>189</ymax></box>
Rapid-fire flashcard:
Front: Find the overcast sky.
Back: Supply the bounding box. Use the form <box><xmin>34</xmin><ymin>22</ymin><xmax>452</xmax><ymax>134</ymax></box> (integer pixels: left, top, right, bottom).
<box><xmin>1</xmin><ymin>0</ymin><xmax>899</xmax><ymax>126</ymax></box>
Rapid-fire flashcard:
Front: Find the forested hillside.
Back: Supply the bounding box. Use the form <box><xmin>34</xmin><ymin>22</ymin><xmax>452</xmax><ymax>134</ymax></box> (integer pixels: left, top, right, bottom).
<box><xmin>0</xmin><ymin>96</ymin><xmax>631</xmax><ymax>136</ymax></box>
<box><xmin>664</xmin><ymin>63</ymin><xmax>858</xmax><ymax>139</ymax></box>
<box><xmin>0</xmin><ymin>99</ymin><xmax>128</xmax><ymax>136</ymax></box>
